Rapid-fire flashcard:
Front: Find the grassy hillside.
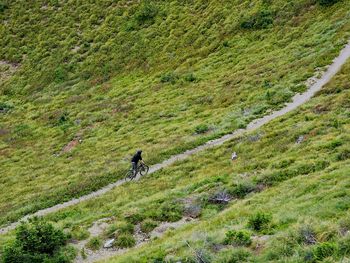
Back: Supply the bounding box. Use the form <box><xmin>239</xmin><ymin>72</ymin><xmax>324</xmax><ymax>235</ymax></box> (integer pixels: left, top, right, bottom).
<box><xmin>1</xmin><ymin>0</ymin><xmax>350</xmax><ymax>227</ymax></box>
<box><xmin>1</xmin><ymin>53</ymin><xmax>348</xmax><ymax>262</ymax></box>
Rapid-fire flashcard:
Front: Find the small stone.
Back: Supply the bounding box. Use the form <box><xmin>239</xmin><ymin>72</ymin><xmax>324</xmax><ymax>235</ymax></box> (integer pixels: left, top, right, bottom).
<box><xmin>296</xmin><ymin>135</ymin><xmax>304</xmax><ymax>144</ymax></box>
<box><xmin>231</xmin><ymin>152</ymin><xmax>238</xmax><ymax>161</ymax></box>
<box><xmin>103</xmin><ymin>239</ymin><xmax>115</xmax><ymax>248</ymax></box>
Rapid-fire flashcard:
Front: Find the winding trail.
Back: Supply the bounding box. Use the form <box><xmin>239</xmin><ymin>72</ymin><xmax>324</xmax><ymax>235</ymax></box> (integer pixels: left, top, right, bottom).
<box><xmin>1</xmin><ymin>40</ymin><xmax>350</xmax><ymax>236</ymax></box>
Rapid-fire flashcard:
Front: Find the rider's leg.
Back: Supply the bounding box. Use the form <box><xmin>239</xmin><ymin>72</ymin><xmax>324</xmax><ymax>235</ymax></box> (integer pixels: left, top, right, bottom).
<box><xmin>132</xmin><ymin>162</ymin><xmax>137</xmax><ymax>176</ymax></box>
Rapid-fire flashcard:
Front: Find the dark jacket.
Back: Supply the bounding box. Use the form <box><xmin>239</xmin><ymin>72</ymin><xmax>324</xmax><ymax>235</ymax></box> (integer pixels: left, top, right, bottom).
<box><xmin>131</xmin><ymin>152</ymin><xmax>142</xmax><ymax>164</ymax></box>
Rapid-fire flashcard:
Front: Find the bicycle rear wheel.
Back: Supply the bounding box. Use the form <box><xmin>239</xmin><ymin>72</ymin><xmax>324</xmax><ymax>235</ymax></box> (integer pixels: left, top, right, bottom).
<box><xmin>139</xmin><ymin>164</ymin><xmax>149</xmax><ymax>176</ymax></box>
<box><xmin>124</xmin><ymin>169</ymin><xmax>134</xmax><ymax>180</ymax></box>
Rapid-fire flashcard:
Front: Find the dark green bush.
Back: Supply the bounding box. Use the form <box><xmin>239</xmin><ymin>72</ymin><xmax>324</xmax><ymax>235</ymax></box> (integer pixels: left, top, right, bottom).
<box><xmin>224</xmin><ymin>230</ymin><xmax>252</xmax><ymax>246</ymax></box>
<box><xmin>195</xmin><ymin>124</ymin><xmax>209</xmax><ymax>134</ymax></box>
<box><xmin>240</xmin><ymin>9</ymin><xmax>274</xmax><ymax>30</ymax></box>
<box><xmin>134</xmin><ymin>2</ymin><xmax>158</xmax><ymax>26</ymax></box>
<box><xmin>313</xmin><ymin>242</ymin><xmax>338</xmax><ymax>261</ymax></box>
<box><xmin>0</xmin><ymin>1</ymin><xmax>8</xmax><ymax>13</ymax></box>
<box><xmin>229</xmin><ymin>181</ymin><xmax>256</xmax><ymax>199</ymax></box>
<box><xmin>215</xmin><ymin>248</ymin><xmax>251</xmax><ymax>263</ymax></box>
<box><xmin>115</xmin><ymin>233</ymin><xmax>136</xmax><ymax>248</ymax></box>
<box><xmin>339</xmin><ymin>235</ymin><xmax>350</xmax><ymax>256</ymax></box>
<box><xmin>2</xmin><ymin>218</ymin><xmax>68</xmax><ymax>263</ymax></box>
<box><xmin>124</xmin><ymin>209</ymin><xmax>144</xmax><ymax>224</ymax></box>
<box><xmin>248</xmin><ymin>212</ymin><xmax>272</xmax><ymax>232</ymax></box>
<box><xmin>160</xmin><ymin>72</ymin><xmax>178</xmax><ymax>84</ymax></box>
<box><xmin>115</xmin><ymin>222</ymin><xmax>135</xmax><ymax>235</ymax></box>
<box><xmin>70</xmin><ymin>225</ymin><xmax>90</xmax><ymax>240</ymax></box>
<box><xmin>336</xmin><ymin>149</ymin><xmax>350</xmax><ymax>161</ymax></box>
<box><xmin>86</xmin><ymin>237</ymin><xmax>102</xmax><ymax>251</ymax></box>
<box><xmin>184</xmin><ymin>73</ymin><xmax>198</xmax><ymax>82</ymax></box>
<box><xmin>0</xmin><ymin>102</ymin><xmax>13</xmax><ymax>113</ymax></box>
<box><xmin>140</xmin><ymin>219</ymin><xmax>158</xmax><ymax>233</ymax></box>
<box><xmin>16</xmin><ymin>218</ymin><xmax>66</xmax><ymax>255</ymax></box>
<box><xmin>155</xmin><ymin>201</ymin><xmax>183</xmax><ymax>222</ymax></box>
<box><xmin>317</xmin><ymin>0</ymin><xmax>340</xmax><ymax>6</ymax></box>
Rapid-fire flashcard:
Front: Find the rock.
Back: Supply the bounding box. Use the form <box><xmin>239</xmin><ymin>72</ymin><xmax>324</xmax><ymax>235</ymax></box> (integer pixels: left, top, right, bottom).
<box><xmin>231</xmin><ymin>152</ymin><xmax>238</xmax><ymax>161</ymax></box>
<box><xmin>103</xmin><ymin>238</ymin><xmax>115</xmax><ymax>248</ymax></box>
<box><xmin>296</xmin><ymin>135</ymin><xmax>304</xmax><ymax>144</ymax></box>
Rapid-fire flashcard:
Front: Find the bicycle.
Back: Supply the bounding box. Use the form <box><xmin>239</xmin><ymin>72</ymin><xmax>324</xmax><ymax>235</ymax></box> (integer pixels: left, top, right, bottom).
<box><xmin>124</xmin><ymin>163</ymin><xmax>149</xmax><ymax>181</ymax></box>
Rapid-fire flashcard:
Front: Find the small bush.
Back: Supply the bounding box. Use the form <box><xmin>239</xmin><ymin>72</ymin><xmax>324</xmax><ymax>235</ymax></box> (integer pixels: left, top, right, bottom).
<box><xmin>313</xmin><ymin>242</ymin><xmax>338</xmax><ymax>261</ymax></box>
<box><xmin>184</xmin><ymin>73</ymin><xmax>198</xmax><ymax>82</ymax></box>
<box><xmin>2</xmin><ymin>218</ymin><xmax>68</xmax><ymax>263</ymax></box>
<box><xmin>339</xmin><ymin>235</ymin><xmax>350</xmax><ymax>256</ymax></box>
<box><xmin>124</xmin><ymin>209</ymin><xmax>144</xmax><ymax>224</ymax></box>
<box><xmin>224</xmin><ymin>230</ymin><xmax>252</xmax><ymax>246</ymax></box>
<box><xmin>0</xmin><ymin>1</ymin><xmax>8</xmax><ymax>13</ymax></box>
<box><xmin>115</xmin><ymin>233</ymin><xmax>136</xmax><ymax>248</ymax></box>
<box><xmin>0</xmin><ymin>102</ymin><xmax>13</xmax><ymax>113</ymax></box>
<box><xmin>336</xmin><ymin>149</ymin><xmax>350</xmax><ymax>161</ymax></box>
<box><xmin>140</xmin><ymin>219</ymin><xmax>158</xmax><ymax>233</ymax></box>
<box><xmin>229</xmin><ymin>181</ymin><xmax>256</xmax><ymax>199</ymax></box>
<box><xmin>317</xmin><ymin>0</ymin><xmax>340</xmax><ymax>6</ymax></box>
<box><xmin>86</xmin><ymin>237</ymin><xmax>102</xmax><ymax>251</ymax></box>
<box><xmin>70</xmin><ymin>225</ymin><xmax>90</xmax><ymax>240</ymax></box>
<box><xmin>115</xmin><ymin>222</ymin><xmax>135</xmax><ymax>235</ymax></box>
<box><xmin>195</xmin><ymin>124</ymin><xmax>209</xmax><ymax>134</ymax></box>
<box><xmin>215</xmin><ymin>248</ymin><xmax>251</xmax><ymax>263</ymax></box>
<box><xmin>134</xmin><ymin>2</ymin><xmax>158</xmax><ymax>25</ymax></box>
<box><xmin>160</xmin><ymin>72</ymin><xmax>178</xmax><ymax>84</ymax></box>
<box><xmin>156</xmin><ymin>201</ymin><xmax>183</xmax><ymax>222</ymax></box>
<box><xmin>298</xmin><ymin>225</ymin><xmax>317</xmax><ymax>245</ymax></box>
<box><xmin>240</xmin><ymin>9</ymin><xmax>274</xmax><ymax>30</ymax></box>
<box><xmin>248</xmin><ymin>212</ymin><xmax>272</xmax><ymax>232</ymax></box>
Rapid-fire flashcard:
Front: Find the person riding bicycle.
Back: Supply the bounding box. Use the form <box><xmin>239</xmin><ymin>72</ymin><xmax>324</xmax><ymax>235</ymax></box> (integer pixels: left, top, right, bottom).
<box><xmin>131</xmin><ymin>150</ymin><xmax>144</xmax><ymax>176</ymax></box>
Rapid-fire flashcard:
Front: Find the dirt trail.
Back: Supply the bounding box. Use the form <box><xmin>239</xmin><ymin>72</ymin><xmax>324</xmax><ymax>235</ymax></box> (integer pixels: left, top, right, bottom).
<box><xmin>1</xmin><ymin>40</ymin><xmax>350</xmax><ymax>236</ymax></box>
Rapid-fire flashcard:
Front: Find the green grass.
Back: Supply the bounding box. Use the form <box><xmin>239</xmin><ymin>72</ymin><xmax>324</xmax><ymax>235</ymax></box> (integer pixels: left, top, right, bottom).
<box><xmin>1</xmin><ymin>0</ymin><xmax>350</xmax><ymax>227</ymax></box>
<box><xmin>1</xmin><ymin>50</ymin><xmax>348</xmax><ymax>262</ymax></box>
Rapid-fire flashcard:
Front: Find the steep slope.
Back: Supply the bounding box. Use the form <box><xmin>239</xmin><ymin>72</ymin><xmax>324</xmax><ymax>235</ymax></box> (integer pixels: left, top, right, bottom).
<box><xmin>1</xmin><ymin>52</ymin><xmax>348</xmax><ymax>262</ymax></box>
<box><xmin>1</xmin><ymin>0</ymin><xmax>350</xmax><ymax>228</ymax></box>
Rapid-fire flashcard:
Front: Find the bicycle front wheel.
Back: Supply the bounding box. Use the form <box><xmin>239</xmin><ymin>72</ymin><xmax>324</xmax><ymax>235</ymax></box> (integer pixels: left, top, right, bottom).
<box><xmin>139</xmin><ymin>164</ymin><xmax>149</xmax><ymax>176</ymax></box>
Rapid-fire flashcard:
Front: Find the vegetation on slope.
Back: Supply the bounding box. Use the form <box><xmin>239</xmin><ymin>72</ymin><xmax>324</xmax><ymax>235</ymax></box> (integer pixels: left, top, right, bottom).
<box><xmin>1</xmin><ymin>0</ymin><xmax>349</xmax><ymax>227</ymax></box>
<box><xmin>1</xmin><ymin>51</ymin><xmax>348</xmax><ymax>262</ymax></box>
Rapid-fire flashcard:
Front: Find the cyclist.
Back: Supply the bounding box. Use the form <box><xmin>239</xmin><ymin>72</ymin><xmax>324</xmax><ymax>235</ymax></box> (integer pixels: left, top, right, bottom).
<box><xmin>131</xmin><ymin>150</ymin><xmax>144</xmax><ymax>176</ymax></box>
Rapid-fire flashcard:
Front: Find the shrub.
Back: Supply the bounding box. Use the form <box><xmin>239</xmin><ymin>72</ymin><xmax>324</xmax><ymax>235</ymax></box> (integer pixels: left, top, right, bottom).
<box><xmin>339</xmin><ymin>235</ymin><xmax>350</xmax><ymax>256</ymax></box>
<box><xmin>336</xmin><ymin>149</ymin><xmax>350</xmax><ymax>161</ymax></box>
<box><xmin>156</xmin><ymin>201</ymin><xmax>183</xmax><ymax>222</ymax></box>
<box><xmin>317</xmin><ymin>0</ymin><xmax>340</xmax><ymax>6</ymax></box>
<box><xmin>240</xmin><ymin>9</ymin><xmax>274</xmax><ymax>30</ymax></box>
<box><xmin>313</xmin><ymin>242</ymin><xmax>338</xmax><ymax>261</ymax></box>
<box><xmin>124</xmin><ymin>209</ymin><xmax>144</xmax><ymax>224</ymax></box>
<box><xmin>195</xmin><ymin>124</ymin><xmax>209</xmax><ymax>134</ymax></box>
<box><xmin>215</xmin><ymin>248</ymin><xmax>251</xmax><ymax>263</ymax></box>
<box><xmin>2</xmin><ymin>218</ymin><xmax>68</xmax><ymax>263</ymax></box>
<box><xmin>248</xmin><ymin>212</ymin><xmax>272</xmax><ymax>232</ymax></box>
<box><xmin>224</xmin><ymin>230</ymin><xmax>252</xmax><ymax>246</ymax></box>
<box><xmin>229</xmin><ymin>181</ymin><xmax>256</xmax><ymax>199</ymax></box>
<box><xmin>160</xmin><ymin>72</ymin><xmax>178</xmax><ymax>84</ymax></box>
<box><xmin>115</xmin><ymin>233</ymin><xmax>136</xmax><ymax>248</ymax></box>
<box><xmin>70</xmin><ymin>225</ymin><xmax>90</xmax><ymax>240</ymax></box>
<box><xmin>140</xmin><ymin>219</ymin><xmax>158</xmax><ymax>233</ymax></box>
<box><xmin>134</xmin><ymin>2</ymin><xmax>158</xmax><ymax>26</ymax></box>
<box><xmin>0</xmin><ymin>1</ymin><xmax>8</xmax><ymax>13</ymax></box>
<box><xmin>0</xmin><ymin>102</ymin><xmax>13</xmax><ymax>113</ymax></box>
<box><xmin>298</xmin><ymin>225</ymin><xmax>317</xmax><ymax>245</ymax></box>
<box><xmin>184</xmin><ymin>73</ymin><xmax>198</xmax><ymax>82</ymax></box>
<box><xmin>86</xmin><ymin>237</ymin><xmax>102</xmax><ymax>251</ymax></box>
<box><xmin>115</xmin><ymin>221</ymin><xmax>135</xmax><ymax>235</ymax></box>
